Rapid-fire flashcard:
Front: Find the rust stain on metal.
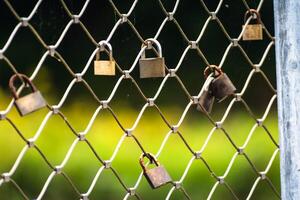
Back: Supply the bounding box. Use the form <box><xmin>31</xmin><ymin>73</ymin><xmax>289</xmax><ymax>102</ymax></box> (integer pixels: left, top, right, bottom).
<box><xmin>14</xmin><ymin>91</ymin><xmax>46</xmax><ymax>116</ymax></box>
<box><xmin>144</xmin><ymin>166</ymin><xmax>172</xmax><ymax>189</ymax></box>
<box><xmin>243</xmin><ymin>24</ymin><xmax>263</xmax><ymax>40</ymax></box>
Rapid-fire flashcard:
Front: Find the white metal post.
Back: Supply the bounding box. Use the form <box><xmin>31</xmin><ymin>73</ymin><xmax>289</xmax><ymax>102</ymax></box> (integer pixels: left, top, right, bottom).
<box><xmin>274</xmin><ymin>1</ymin><xmax>300</xmax><ymax>199</ymax></box>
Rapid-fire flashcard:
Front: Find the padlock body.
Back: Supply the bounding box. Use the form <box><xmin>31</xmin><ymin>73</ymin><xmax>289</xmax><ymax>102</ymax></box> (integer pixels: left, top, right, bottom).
<box><xmin>144</xmin><ymin>165</ymin><xmax>172</xmax><ymax>188</ymax></box>
<box><xmin>139</xmin><ymin>57</ymin><xmax>165</xmax><ymax>78</ymax></box>
<box><xmin>94</xmin><ymin>60</ymin><xmax>115</xmax><ymax>76</ymax></box>
<box><xmin>197</xmin><ymin>90</ymin><xmax>215</xmax><ymax>113</ymax></box>
<box><xmin>210</xmin><ymin>73</ymin><xmax>236</xmax><ymax>102</ymax></box>
<box><xmin>242</xmin><ymin>24</ymin><xmax>263</xmax><ymax>40</ymax></box>
<box><xmin>14</xmin><ymin>91</ymin><xmax>46</xmax><ymax>116</ymax></box>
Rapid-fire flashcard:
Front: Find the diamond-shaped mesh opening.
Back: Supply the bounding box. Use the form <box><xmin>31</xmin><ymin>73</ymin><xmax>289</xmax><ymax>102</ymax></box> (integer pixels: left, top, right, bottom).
<box><xmin>0</xmin><ymin>0</ymin><xmax>280</xmax><ymax>199</ymax></box>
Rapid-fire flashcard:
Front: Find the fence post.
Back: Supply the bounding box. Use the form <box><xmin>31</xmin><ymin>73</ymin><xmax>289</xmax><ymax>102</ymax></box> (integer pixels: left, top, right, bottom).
<box><xmin>273</xmin><ymin>1</ymin><xmax>300</xmax><ymax>199</ymax></box>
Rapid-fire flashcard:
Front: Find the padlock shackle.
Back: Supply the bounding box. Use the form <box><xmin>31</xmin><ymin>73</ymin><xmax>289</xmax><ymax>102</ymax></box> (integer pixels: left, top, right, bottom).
<box><xmin>244</xmin><ymin>9</ymin><xmax>262</xmax><ymax>24</ymax></box>
<box><xmin>204</xmin><ymin>65</ymin><xmax>223</xmax><ymax>79</ymax></box>
<box><xmin>9</xmin><ymin>73</ymin><xmax>37</xmax><ymax>99</ymax></box>
<box><xmin>96</xmin><ymin>40</ymin><xmax>113</xmax><ymax>61</ymax></box>
<box><xmin>139</xmin><ymin>153</ymin><xmax>160</xmax><ymax>172</ymax></box>
<box><xmin>141</xmin><ymin>38</ymin><xmax>163</xmax><ymax>59</ymax></box>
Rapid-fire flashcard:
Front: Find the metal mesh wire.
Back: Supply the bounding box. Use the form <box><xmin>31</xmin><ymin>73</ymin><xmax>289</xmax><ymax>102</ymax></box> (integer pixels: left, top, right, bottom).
<box><xmin>0</xmin><ymin>0</ymin><xmax>280</xmax><ymax>199</ymax></box>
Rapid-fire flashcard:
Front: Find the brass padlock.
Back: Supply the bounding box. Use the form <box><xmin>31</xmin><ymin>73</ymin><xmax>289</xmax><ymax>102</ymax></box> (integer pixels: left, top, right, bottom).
<box><xmin>242</xmin><ymin>9</ymin><xmax>263</xmax><ymax>41</ymax></box>
<box><xmin>94</xmin><ymin>41</ymin><xmax>115</xmax><ymax>76</ymax></box>
<box><xmin>9</xmin><ymin>74</ymin><xmax>47</xmax><ymax>116</ymax></box>
<box><xmin>139</xmin><ymin>39</ymin><xmax>165</xmax><ymax>78</ymax></box>
<box><xmin>197</xmin><ymin>77</ymin><xmax>215</xmax><ymax>113</ymax></box>
<box><xmin>140</xmin><ymin>153</ymin><xmax>172</xmax><ymax>189</ymax></box>
<box><xmin>205</xmin><ymin>65</ymin><xmax>236</xmax><ymax>102</ymax></box>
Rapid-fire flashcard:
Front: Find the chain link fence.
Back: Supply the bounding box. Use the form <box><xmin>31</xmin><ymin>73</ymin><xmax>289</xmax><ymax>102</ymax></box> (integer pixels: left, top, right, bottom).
<box><xmin>0</xmin><ymin>0</ymin><xmax>279</xmax><ymax>199</ymax></box>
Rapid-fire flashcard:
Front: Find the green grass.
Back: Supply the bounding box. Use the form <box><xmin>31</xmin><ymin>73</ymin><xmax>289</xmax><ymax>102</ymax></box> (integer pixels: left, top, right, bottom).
<box><xmin>0</xmin><ymin>101</ymin><xmax>280</xmax><ymax>200</ymax></box>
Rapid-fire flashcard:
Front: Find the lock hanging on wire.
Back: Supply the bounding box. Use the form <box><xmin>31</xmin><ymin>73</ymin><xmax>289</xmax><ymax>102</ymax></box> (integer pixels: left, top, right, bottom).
<box><xmin>242</xmin><ymin>9</ymin><xmax>263</xmax><ymax>41</ymax></box>
<box><xmin>197</xmin><ymin>76</ymin><xmax>215</xmax><ymax>113</ymax></box>
<box><xmin>139</xmin><ymin>39</ymin><xmax>165</xmax><ymax>78</ymax></box>
<box><xmin>140</xmin><ymin>152</ymin><xmax>172</xmax><ymax>189</ymax></box>
<box><xmin>9</xmin><ymin>73</ymin><xmax>47</xmax><ymax>116</ymax></box>
<box><xmin>205</xmin><ymin>65</ymin><xmax>236</xmax><ymax>102</ymax></box>
<box><xmin>94</xmin><ymin>41</ymin><xmax>115</xmax><ymax>76</ymax></box>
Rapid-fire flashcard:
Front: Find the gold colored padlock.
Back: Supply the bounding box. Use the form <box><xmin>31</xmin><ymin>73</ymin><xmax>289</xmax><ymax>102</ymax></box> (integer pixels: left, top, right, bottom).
<box><xmin>94</xmin><ymin>41</ymin><xmax>115</xmax><ymax>76</ymax></box>
<box><xmin>242</xmin><ymin>9</ymin><xmax>263</xmax><ymax>41</ymax></box>
<box><xmin>139</xmin><ymin>39</ymin><xmax>165</xmax><ymax>78</ymax></box>
<box><xmin>140</xmin><ymin>153</ymin><xmax>172</xmax><ymax>189</ymax></box>
<box><xmin>9</xmin><ymin>74</ymin><xmax>47</xmax><ymax>116</ymax></box>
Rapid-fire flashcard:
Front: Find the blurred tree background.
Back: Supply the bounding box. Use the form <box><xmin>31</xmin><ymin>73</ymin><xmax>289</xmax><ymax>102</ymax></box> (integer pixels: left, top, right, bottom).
<box><xmin>0</xmin><ymin>0</ymin><xmax>279</xmax><ymax>200</ymax></box>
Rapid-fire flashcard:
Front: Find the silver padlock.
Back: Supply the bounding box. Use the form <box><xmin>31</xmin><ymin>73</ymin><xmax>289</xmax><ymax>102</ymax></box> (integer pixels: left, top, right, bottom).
<box><xmin>242</xmin><ymin>9</ymin><xmax>263</xmax><ymax>41</ymax></box>
<box><xmin>205</xmin><ymin>65</ymin><xmax>236</xmax><ymax>102</ymax></box>
<box><xmin>94</xmin><ymin>41</ymin><xmax>115</xmax><ymax>76</ymax></box>
<box><xmin>140</xmin><ymin>153</ymin><xmax>172</xmax><ymax>189</ymax></box>
<box><xmin>139</xmin><ymin>39</ymin><xmax>165</xmax><ymax>78</ymax></box>
<box><xmin>9</xmin><ymin>74</ymin><xmax>47</xmax><ymax>116</ymax></box>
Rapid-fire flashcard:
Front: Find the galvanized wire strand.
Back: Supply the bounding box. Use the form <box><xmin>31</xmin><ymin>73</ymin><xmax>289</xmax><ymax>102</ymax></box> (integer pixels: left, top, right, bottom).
<box><xmin>9</xmin><ymin>178</ymin><xmax>30</xmax><ymax>200</ymax></box>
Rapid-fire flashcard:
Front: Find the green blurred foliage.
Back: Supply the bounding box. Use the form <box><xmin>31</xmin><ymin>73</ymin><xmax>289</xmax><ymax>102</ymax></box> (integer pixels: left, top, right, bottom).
<box><xmin>0</xmin><ymin>88</ymin><xmax>280</xmax><ymax>199</ymax></box>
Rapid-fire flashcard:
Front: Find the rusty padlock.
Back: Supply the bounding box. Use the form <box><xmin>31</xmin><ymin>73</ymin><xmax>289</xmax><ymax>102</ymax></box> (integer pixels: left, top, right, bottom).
<box><xmin>94</xmin><ymin>41</ymin><xmax>115</xmax><ymax>76</ymax></box>
<box><xmin>140</xmin><ymin>153</ymin><xmax>172</xmax><ymax>189</ymax></box>
<box><xmin>9</xmin><ymin>74</ymin><xmax>47</xmax><ymax>116</ymax></box>
<box><xmin>197</xmin><ymin>77</ymin><xmax>215</xmax><ymax>113</ymax></box>
<box><xmin>139</xmin><ymin>39</ymin><xmax>165</xmax><ymax>78</ymax></box>
<box><xmin>205</xmin><ymin>65</ymin><xmax>236</xmax><ymax>102</ymax></box>
<box><xmin>242</xmin><ymin>9</ymin><xmax>263</xmax><ymax>41</ymax></box>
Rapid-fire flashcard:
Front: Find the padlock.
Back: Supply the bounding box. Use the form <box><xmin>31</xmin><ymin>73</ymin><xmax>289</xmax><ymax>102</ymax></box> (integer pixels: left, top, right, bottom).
<box><xmin>197</xmin><ymin>85</ymin><xmax>215</xmax><ymax>113</ymax></box>
<box><xmin>94</xmin><ymin>41</ymin><xmax>115</xmax><ymax>76</ymax></box>
<box><xmin>242</xmin><ymin>9</ymin><xmax>263</xmax><ymax>41</ymax></box>
<box><xmin>205</xmin><ymin>65</ymin><xmax>236</xmax><ymax>102</ymax></box>
<box><xmin>139</xmin><ymin>39</ymin><xmax>165</xmax><ymax>78</ymax></box>
<box><xmin>9</xmin><ymin>74</ymin><xmax>47</xmax><ymax>116</ymax></box>
<box><xmin>140</xmin><ymin>153</ymin><xmax>172</xmax><ymax>189</ymax></box>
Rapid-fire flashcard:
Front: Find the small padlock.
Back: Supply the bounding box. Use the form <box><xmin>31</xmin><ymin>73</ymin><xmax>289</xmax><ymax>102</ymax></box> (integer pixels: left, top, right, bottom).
<box><xmin>140</xmin><ymin>153</ymin><xmax>172</xmax><ymax>189</ymax></box>
<box><xmin>9</xmin><ymin>74</ymin><xmax>47</xmax><ymax>116</ymax></box>
<box><xmin>94</xmin><ymin>41</ymin><xmax>115</xmax><ymax>76</ymax></box>
<box><xmin>205</xmin><ymin>65</ymin><xmax>236</xmax><ymax>102</ymax></box>
<box><xmin>197</xmin><ymin>78</ymin><xmax>215</xmax><ymax>113</ymax></box>
<box><xmin>139</xmin><ymin>39</ymin><xmax>165</xmax><ymax>78</ymax></box>
<box><xmin>242</xmin><ymin>9</ymin><xmax>263</xmax><ymax>41</ymax></box>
